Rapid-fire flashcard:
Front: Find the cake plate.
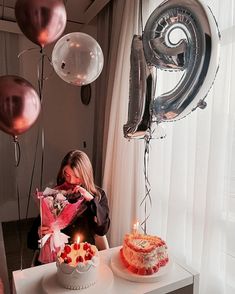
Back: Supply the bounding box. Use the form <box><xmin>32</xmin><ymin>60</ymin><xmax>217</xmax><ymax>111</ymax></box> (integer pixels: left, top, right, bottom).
<box><xmin>110</xmin><ymin>251</ymin><xmax>173</xmax><ymax>283</ymax></box>
<box><xmin>41</xmin><ymin>264</ymin><xmax>114</xmax><ymax>293</ymax></box>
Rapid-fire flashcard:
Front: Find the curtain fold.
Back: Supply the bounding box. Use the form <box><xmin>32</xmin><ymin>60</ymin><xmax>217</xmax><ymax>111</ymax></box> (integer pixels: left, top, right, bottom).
<box><xmin>92</xmin><ymin>3</ymin><xmax>112</xmax><ymax>186</ymax></box>
<box><xmin>93</xmin><ymin>0</ymin><xmax>128</xmax><ymax>185</ymax></box>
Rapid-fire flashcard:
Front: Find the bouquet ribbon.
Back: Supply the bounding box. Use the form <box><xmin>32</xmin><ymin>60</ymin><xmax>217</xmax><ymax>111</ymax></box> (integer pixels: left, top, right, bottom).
<box><xmin>40</xmin><ymin>229</ymin><xmax>70</xmax><ymax>252</ymax></box>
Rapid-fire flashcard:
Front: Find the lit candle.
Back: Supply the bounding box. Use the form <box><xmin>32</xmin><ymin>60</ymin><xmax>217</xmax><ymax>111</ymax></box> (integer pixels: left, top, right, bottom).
<box><xmin>74</xmin><ymin>235</ymin><xmax>80</xmax><ymax>251</ymax></box>
<box><xmin>133</xmin><ymin>221</ymin><xmax>139</xmax><ymax>235</ymax></box>
<box><xmin>76</xmin><ymin>236</ymin><xmax>80</xmax><ymax>244</ymax></box>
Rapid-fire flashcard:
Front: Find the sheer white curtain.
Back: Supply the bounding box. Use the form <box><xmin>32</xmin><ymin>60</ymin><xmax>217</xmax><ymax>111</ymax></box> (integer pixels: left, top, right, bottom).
<box><xmin>103</xmin><ymin>0</ymin><xmax>235</xmax><ymax>293</ymax></box>
<box><xmin>102</xmin><ymin>0</ymin><xmax>144</xmax><ymax>245</ymax></box>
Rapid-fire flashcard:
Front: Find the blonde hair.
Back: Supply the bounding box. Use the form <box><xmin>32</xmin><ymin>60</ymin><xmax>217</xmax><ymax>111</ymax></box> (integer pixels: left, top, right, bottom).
<box><xmin>57</xmin><ymin>150</ymin><xmax>100</xmax><ymax>198</ymax></box>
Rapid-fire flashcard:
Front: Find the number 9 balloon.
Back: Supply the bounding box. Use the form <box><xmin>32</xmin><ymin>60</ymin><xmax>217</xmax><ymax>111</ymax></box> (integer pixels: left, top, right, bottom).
<box><xmin>142</xmin><ymin>0</ymin><xmax>220</xmax><ymax>123</ymax></box>
<box><xmin>52</xmin><ymin>32</ymin><xmax>104</xmax><ymax>86</ymax></box>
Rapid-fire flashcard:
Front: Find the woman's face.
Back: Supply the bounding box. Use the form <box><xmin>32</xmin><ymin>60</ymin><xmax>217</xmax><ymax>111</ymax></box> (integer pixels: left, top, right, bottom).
<box><xmin>63</xmin><ymin>165</ymin><xmax>83</xmax><ymax>185</ymax></box>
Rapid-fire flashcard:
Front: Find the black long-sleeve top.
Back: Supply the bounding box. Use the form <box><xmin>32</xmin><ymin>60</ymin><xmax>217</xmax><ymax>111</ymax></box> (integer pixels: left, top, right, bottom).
<box><xmin>27</xmin><ymin>187</ymin><xmax>110</xmax><ymax>250</ymax></box>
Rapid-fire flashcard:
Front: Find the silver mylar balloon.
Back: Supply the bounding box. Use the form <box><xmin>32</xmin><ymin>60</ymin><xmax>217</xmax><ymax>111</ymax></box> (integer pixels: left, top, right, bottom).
<box><xmin>142</xmin><ymin>0</ymin><xmax>220</xmax><ymax>122</ymax></box>
<box><xmin>52</xmin><ymin>32</ymin><xmax>104</xmax><ymax>86</ymax></box>
<box><xmin>123</xmin><ymin>35</ymin><xmax>157</xmax><ymax>139</ymax></box>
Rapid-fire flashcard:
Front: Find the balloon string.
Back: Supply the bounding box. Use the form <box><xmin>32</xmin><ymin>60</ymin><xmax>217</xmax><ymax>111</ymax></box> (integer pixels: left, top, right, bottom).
<box><xmin>13</xmin><ymin>136</ymin><xmax>23</xmax><ymax>270</ymax></box>
<box><xmin>38</xmin><ymin>48</ymin><xmax>45</xmax><ymax>103</ymax></box>
<box><xmin>42</xmin><ymin>53</ymin><xmax>54</xmax><ymax>81</ymax></box>
<box><xmin>25</xmin><ymin>126</ymin><xmax>40</xmax><ymax>219</ymax></box>
<box><xmin>25</xmin><ymin>47</ymin><xmax>46</xmax><ymax>219</ymax></box>
<box><xmin>140</xmin><ymin>133</ymin><xmax>152</xmax><ymax>234</ymax></box>
<box><xmin>139</xmin><ymin>0</ymin><xmax>144</xmax><ymax>34</ymax></box>
<box><xmin>40</xmin><ymin>127</ymin><xmax>45</xmax><ymax>191</ymax></box>
<box><xmin>13</xmin><ymin>136</ymin><xmax>21</xmax><ymax>167</ymax></box>
<box><xmin>38</xmin><ymin>48</ymin><xmax>45</xmax><ymax>191</ymax></box>
<box><xmin>26</xmin><ymin>47</ymin><xmax>46</xmax><ymax>218</ymax></box>
<box><xmin>17</xmin><ymin>47</ymin><xmax>38</xmax><ymax>59</ymax></box>
<box><xmin>39</xmin><ymin>192</ymin><xmax>42</xmax><ymax>250</ymax></box>
<box><xmin>17</xmin><ymin>180</ymin><xmax>23</xmax><ymax>270</ymax></box>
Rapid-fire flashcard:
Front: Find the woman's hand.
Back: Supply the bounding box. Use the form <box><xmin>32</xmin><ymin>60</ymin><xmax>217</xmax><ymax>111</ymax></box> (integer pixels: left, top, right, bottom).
<box><xmin>71</xmin><ymin>185</ymin><xmax>94</xmax><ymax>202</ymax></box>
<box><xmin>35</xmin><ymin>188</ymin><xmax>43</xmax><ymax>198</ymax></box>
<box><xmin>38</xmin><ymin>226</ymin><xmax>53</xmax><ymax>238</ymax></box>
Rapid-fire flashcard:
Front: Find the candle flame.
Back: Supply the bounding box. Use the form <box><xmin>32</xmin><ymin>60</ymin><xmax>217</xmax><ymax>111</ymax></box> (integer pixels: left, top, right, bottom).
<box><xmin>76</xmin><ymin>236</ymin><xmax>80</xmax><ymax>244</ymax></box>
<box><xmin>133</xmin><ymin>221</ymin><xmax>139</xmax><ymax>233</ymax></box>
<box><xmin>133</xmin><ymin>221</ymin><xmax>139</xmax><ymax>229</ymax></box>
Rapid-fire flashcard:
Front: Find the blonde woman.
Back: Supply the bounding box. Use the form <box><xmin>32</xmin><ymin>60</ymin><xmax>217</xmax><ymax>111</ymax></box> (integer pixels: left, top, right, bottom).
<box><xmin>27</xmin><ymin>150</ymin><xmax>110</xmax><ymax>264</ymax></box>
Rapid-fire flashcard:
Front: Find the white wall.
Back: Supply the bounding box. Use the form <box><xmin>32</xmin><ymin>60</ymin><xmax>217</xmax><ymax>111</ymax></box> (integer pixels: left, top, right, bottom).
<box><xmin>0</xmin><ymin>22</ymin><xmax>97</xmax><ymax>221</ymax></box>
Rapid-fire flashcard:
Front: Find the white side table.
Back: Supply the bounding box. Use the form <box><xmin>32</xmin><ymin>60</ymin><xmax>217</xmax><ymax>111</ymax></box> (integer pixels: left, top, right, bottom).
<box><xmin>13</xmin><ymin>246</ymin><xmax>199</xmax><ymax>294</ymax></box>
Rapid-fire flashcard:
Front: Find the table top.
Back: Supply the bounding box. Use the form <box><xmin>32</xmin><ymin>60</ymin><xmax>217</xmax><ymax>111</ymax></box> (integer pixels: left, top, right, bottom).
<box><xmin>12</xmin><ymin>246</ymin><xmax>199</xmax><ymax>294</ymax></box>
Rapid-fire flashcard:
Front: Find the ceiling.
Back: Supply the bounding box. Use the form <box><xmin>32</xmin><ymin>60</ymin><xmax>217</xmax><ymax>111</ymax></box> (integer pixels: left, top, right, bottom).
<box><xmin>0</xmin><ymin>0</ymin><xmax>111</xmax><ymax>27</ymax></box>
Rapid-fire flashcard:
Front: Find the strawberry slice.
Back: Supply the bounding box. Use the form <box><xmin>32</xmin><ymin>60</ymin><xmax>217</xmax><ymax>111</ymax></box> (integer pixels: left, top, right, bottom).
<box><xmin>85</xmin><ymin>253</ymin><xmax>93</xmax><ymax>260</ymax></box>
<box><xmin>64</xmin><ymin>256</ymin><xmax>72</xmax><ymax>264</ymax></box>
<box><xmin>60</xmin><ymin>252</ymin><xmax>67</xmax><ymax>259</ymax></box>
<box><xmin>64</xmin><ymin>245</ymin><xmax>71</xmax><ymax>254</ymax></box>
<box><xmin>83</xmin><ymin>242</ymin><xmax>91</xmax><ymax>251</ymax></box>
<box><xmin>76</xmin><ymin>255</ymin><xmax>84</xmax><ymax>263</ymax></box>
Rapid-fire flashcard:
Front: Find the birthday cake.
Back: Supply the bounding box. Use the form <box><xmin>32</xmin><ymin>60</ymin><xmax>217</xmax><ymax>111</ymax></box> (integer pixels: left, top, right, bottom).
<box><xmin>56</xmin><ymin>242</ymin><xmax>99</xmax><ymax>290</ymax></box>
<box><xmin>120</xmin><ymin>233</ymin><xmax>168</xmax><ymax>275</ymax></box>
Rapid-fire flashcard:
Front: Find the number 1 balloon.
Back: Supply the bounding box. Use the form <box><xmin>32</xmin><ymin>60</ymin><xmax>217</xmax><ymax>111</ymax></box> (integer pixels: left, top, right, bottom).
<box><xmin>123</xmin><ymin>35</ymin><xmax>156</xmax><ymax>139</ymax></box>
<box><xmin>15</xmin><ymin>0</ymin><xmax>67</xmax><ymax>48</ymax></box>
<box><xmin>142</xmin><ymin>0</ymin><xmax>220</xmax><ymax>123</ymax></box>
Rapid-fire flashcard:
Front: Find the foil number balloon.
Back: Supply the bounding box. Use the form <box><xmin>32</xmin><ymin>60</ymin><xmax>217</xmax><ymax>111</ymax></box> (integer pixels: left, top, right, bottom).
<box><xmin>123</xmin><ymin>35</ymin><xmax>156</xmax><ymax>139</ymax></box>
<box><xmin>142</xmin><ymin>0</ymin><xmax>220</xmax><ymax>123</ymax></box>
<box><xmin>124</xmin><ymin>0</ymin><xmax>220</xmax><ymax>138</ymax></box>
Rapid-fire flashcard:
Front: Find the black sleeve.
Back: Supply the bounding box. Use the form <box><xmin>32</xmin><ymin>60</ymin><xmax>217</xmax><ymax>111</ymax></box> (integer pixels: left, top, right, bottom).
<box><xmin>27</xmin><ymin>215</ymin><xmax>40</xmax><ymax>250</ymax></box>
<box><xmin>89</xmin><ymin>188</ymin><xmax>110</xmax><ymax>236</ymax></box>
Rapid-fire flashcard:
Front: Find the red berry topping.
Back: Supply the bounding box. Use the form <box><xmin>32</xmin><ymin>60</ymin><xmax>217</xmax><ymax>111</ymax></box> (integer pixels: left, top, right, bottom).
<box><xmin>88</xmin><ymin>249</ymin><xmax>94</xmax><ymax>255</ymax></box>
<box><xmin>83</xmin><ymin>242</ymin><xmax>90</xmax><ymax>250</ymax></box>
<box><xmin>129</xmin><ymin>265</ymin><xmax>138</xmax><ymax>274</ymax></box>
<box><xmin>64</xmin><ymin>245</ymin><xmax>71</xmax><ymax>254</ymax></box>
<box><xmin>74</xmin><ymin>243</ymin><xmax>80</xmax><ymax>250</ymax></box>
<box><xmin>85</xmin><ymin>253</ymin><xmax>93</xmax><ymax>260</ymax></box>
<box><xmin>76</xmin><ymin>256</ymin><xmax>84</xmax><ymax>263</ymax></box>
<box><xmin>146</xmin><ymin>268</ymin><xmax>154</xmax><ymax>275</ymax></box>
<box><xmin>64</xmin><ymin>256</ymin><xmax>72</xmax><ymax>264</ymax></box>
<box><xmin>60</xmin><ymin>252</ymin><xmax>67</xmax><ymax>259</ymax></box>
<box><xmin>138</xmin><ymin>268</ymin><xmax>147</xmax><ymax>275</ymax></box>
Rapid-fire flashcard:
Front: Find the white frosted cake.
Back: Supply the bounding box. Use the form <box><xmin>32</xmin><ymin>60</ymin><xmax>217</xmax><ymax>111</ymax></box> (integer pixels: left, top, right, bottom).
<box><xmin>120</xmin><ymin>233</ymin><xmax>168</xmax><ymax>275</ymax></box>
<box><xmin>56</xmin><ymin>242</ymin><xmax>99</xmax><ymax>290</ymax></box>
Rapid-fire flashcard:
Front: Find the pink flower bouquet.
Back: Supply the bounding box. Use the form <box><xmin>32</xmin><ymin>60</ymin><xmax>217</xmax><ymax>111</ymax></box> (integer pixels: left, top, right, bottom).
<box><xmin>35</xmin><ymin>187</ymin><xmax>86</xmax><ymax>264</ymax></box>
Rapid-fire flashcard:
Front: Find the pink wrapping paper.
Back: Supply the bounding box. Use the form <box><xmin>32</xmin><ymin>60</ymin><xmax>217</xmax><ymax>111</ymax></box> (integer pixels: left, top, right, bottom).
<box><xmin>35</xmin><ymin>189</ymin><xmax>86</xmax><ymax>263</ymax></box>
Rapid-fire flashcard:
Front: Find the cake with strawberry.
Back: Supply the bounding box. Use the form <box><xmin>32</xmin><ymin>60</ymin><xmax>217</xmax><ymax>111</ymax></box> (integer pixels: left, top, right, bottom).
<box><xmin>120</xmin><ymin>233</ymin><xmax>168</xmax><ymax>275</ymax></box>
<box><xmin>56</xmin><ymin>242</ymin><xmax>99</xmax><ymax>290</ymax></box>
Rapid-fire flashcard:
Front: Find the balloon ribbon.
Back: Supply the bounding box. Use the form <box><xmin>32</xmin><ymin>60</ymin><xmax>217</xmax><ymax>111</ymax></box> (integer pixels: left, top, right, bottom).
<box><xmin>13</xmin><ymin>136</ymin><xmax>23</xmax><ymax>270</ymax></box>
<box><xmin>140</xmin><ymin>132</ymin><xmax>152</xmax><ymax>234</ymax></box>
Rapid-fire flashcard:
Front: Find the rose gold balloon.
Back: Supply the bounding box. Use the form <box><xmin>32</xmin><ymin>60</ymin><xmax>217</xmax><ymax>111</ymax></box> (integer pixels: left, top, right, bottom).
<box><xmin>0</xmin><ymin>75</ymin><xmax>41</xmax><ymax>136</ymax></box>
<box><xmin>15</xmin><ymin>0</ymin><xmax>67</xmax><ymax>47</ymax></box>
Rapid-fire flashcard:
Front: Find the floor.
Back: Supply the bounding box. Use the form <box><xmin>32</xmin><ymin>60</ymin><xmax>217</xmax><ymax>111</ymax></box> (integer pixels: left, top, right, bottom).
<box><xmin>2</xmin><ymin>218</ymin><xmax>35</xmax><ymax>293</ymax></box>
